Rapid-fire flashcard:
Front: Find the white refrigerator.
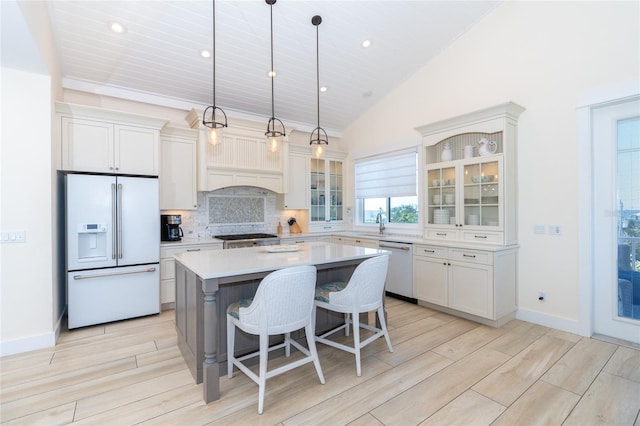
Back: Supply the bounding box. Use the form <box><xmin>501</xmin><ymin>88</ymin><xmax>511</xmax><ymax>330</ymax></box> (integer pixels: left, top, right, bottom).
<box><xmin>66</xmin><ymin>173</ymin><xmax>160</xmax><ymax>328</ymax></box>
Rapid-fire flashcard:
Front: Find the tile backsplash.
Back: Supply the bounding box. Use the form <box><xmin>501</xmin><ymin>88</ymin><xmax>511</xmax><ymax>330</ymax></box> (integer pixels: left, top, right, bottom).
<box><xmin>164</xmin><ymin>187</ymin><xmax>307</xmax><ymax>238</ymax></box>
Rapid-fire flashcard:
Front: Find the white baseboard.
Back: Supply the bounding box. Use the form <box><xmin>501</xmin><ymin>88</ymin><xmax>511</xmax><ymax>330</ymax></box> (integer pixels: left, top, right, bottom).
<box><xmin>516</xmin><ymin>307</ymin><xmax>586</xmax><ymax>337</ymax></box>
<box><xmin>1</xmin><ymin>331</ymin><xmax>56</xmax><ymax>357</ymax></box>
<box><xmin>0</xmin><ymin>311</ymin><xmax>65</xmax><ymax>357</ymax></box>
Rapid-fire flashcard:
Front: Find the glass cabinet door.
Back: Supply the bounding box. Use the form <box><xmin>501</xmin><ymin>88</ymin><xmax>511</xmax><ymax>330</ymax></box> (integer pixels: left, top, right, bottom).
<box><xmin>329</xmin><ymin>160</ymin><xmax>343</xmax><ymax>221</ymax></box>
<box><xmin>310</xmin><ymin>158</ymin><xmax>326</xmax><ymax>222</ymax></box>
<box><xmin>427</xmin><ymin>166</ymin><xmax>456</xmax><ymax>226</ymax></box>
<box><xmin>463</xmin><ymin>160</ymin><xmax>500</xmax><ymax>227</ymax></box>
<box><xmin>310</xmin><ymin>158</ymin><xmax>343</xmax><ymax>223</ymax></box>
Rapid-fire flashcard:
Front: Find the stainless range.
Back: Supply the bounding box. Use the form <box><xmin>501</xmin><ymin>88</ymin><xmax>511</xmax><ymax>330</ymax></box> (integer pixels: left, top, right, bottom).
<box><xmin>214</xmin><ymin>233</ymin><xmax>280</xmax><ymax>249</ymax></box>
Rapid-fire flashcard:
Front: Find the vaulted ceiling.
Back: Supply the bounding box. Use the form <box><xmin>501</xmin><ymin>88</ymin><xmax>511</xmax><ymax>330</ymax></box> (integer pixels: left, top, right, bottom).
<box><xmin>43</xmin><ymin>1</ymin><xmax>499</xmax><ymax>134</ymax></box>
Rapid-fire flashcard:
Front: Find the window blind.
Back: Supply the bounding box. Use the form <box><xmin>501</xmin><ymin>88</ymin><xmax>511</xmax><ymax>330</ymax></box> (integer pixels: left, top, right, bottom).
<box><xmin>355</xmin><ymin>150</ymin><xmax>417</xmax><ymax>199</ymax></box>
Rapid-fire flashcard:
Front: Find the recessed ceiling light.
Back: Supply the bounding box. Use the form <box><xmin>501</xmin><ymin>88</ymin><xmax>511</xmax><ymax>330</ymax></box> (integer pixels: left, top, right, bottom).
<box><xmin>320</xmin><ymin>86</ymin><xmax>328</xmax><ymax>93</ymax></box>
<box><xmin>109</xmin><ymin>21</ymin><xmax>126</xmax><ymax>34</ymax></box>
<box><xmin>361</xmin><ymin>39</ymin><xmax>371</xmax><ymax>48</ymax></box>
<box><xmin>200</xmin><ymin>49</ymin><xmax>211</xmax><ymax>59</ymax></box>
<box><xmin>268</xmin><ymin>70</ymin><xmax>276</xmax><ymax>78</ymax></box>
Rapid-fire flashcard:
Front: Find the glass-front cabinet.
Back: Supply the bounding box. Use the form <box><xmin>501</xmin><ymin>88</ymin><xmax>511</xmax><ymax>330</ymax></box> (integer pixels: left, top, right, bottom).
<box><xmin>417</xmin><ymin>102</ymin><xmax>525</xmax><ymax>246</ymax></box>
<box><xmin>426</xmin><ymin>157</ymin><xmax>504</xmax><ymax>243</ymax></box>
<box><xmin>310</xmin><ymin>157</ymin><xmax>344</xmax><ymax>231</ymax></box>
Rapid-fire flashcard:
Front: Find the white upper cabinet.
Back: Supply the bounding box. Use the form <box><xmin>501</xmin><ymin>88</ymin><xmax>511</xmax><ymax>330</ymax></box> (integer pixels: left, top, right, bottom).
<box><xmin>416</xmin><ymin>102</ymin><xmax>525</xmax><ymax>246</ymax></box>
<box><xmin>160</xmin><ymin>126</ymin><xmax>197</xmax><ymax>210</ymax></box>
<box><xmin>57</xmin><ymin>102</ymin><xmax>167</xmax><ymax>176</ymax></box>
<box><xmin>278</xmin><ymin>145</ymin><xmax>310</xmax><ymax>210</ymax></box>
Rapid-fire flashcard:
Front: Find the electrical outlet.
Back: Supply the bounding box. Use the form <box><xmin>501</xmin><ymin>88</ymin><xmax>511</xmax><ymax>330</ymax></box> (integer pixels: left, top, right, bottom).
<box><xmin>549</xmin><ymin>225</ymin><xmax>562</xmax><ymax>235</ymax></box>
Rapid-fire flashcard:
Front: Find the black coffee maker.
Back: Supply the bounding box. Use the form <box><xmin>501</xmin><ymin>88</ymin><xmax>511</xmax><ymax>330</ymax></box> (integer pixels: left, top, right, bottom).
<box><xmin>161</xmin><ymin>214</ymin><xmax>183</xmax><ymax>241</ymax></box>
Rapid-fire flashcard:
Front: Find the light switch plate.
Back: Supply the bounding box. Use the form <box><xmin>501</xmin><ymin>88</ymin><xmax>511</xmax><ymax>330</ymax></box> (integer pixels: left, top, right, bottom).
<box><xmin>549</xmin><ymin>225</ymin><xmax>562</xmax><ymax>235</ymax></box>
<box><xmin>534</xmin><ymin>224</ymin><xmax>546</xmax><ymax>234</ymax></box>
<box><xmin>0</xmin><ymin>230</ymin><xmax>26</xmax><ymax>243</ymax></box>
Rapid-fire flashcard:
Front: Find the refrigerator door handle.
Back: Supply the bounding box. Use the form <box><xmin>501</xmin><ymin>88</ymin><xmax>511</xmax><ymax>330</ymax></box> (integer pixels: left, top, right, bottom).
<box><xmin>111</xmin><ymin>183</ymin><xmax>117</xmax><ymax>259</ymax></box>
<box><xmin>72</xmin><ymin>267</ymin><xmax>157</xmax><ymax>280</ymax></box>
<box><xmin>117</xmin><ymin>183</ymin><xmax>123</xmax><ymax>259</ymax></box>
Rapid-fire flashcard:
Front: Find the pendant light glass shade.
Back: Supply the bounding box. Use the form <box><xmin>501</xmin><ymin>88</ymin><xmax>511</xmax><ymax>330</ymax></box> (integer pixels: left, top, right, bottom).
<box><xmin>310</xmin><ymin>15</ymin><xmax>328</xmax><ymax>158</ymax></box>
<box><xmin>265</xmin><ymin>0</ymin><xmax>285</xmax><ymax>152</ymax></box>
<box><xmin>202</xmin><ymin>0</ymin><xmax>227</xmax><ymax>145</ymax></box>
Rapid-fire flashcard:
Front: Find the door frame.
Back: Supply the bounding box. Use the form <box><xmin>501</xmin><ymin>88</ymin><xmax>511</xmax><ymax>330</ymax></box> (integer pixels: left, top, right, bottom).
<box><xmin>577</xmin><ymin>79</ymin><xmax>640</xmax><ymax>341</ymax></box>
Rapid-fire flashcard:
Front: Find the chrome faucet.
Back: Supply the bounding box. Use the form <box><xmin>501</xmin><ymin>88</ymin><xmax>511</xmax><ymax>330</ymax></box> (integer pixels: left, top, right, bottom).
<box><xmin>375</xmin><ymin>212</ymin><xmax>386</xmax><ymax>235</ymax></box>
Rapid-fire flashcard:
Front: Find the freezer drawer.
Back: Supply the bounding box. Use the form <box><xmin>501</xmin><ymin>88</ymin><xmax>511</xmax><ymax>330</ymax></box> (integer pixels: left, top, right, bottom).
<box><xmin>68</xmin><ymin>264</ymin><xmax>160</xmax><ymax>328</ymax></box>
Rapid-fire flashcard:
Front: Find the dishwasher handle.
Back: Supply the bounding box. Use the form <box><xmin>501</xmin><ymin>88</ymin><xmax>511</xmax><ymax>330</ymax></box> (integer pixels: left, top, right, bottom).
<box><xmin>379</xmin><ymin>243</ymin><xmax>411</xmax><ymax>251</ymax></box>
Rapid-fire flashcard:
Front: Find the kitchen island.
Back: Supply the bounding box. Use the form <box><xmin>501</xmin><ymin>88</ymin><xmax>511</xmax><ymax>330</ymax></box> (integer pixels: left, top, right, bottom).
<box><xmin>173</xmin><ymin>241</ymin><xmax>389</xmax><ymax>403</ymax></box>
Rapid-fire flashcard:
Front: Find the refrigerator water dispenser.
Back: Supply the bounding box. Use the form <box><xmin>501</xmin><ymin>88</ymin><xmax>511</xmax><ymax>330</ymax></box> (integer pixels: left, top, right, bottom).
<box><xmin>77</xmin><ymin>223</ymin><xmax>107</xmax><ymax>262</ymax></box>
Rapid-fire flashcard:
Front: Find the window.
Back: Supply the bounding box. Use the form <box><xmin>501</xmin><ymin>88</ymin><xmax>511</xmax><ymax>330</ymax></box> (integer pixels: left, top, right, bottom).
<box><xmin>355</xmin><ymin>149</ymin><xmax>419</xmax><ymax>225</ymax></box>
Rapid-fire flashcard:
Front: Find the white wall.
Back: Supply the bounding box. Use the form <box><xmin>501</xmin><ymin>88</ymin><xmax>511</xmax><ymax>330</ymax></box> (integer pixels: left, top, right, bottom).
<box><xmin>1</xmin><ymin>0</ymin><xmax>62</xmax><ymax>356</ymax></box>
<box><xmin>342</xmin><ymin>1</ymin><xmax>639</xmax><ymax>333</ymax></box>
<box><xmin>0</xmin><ymin>67</ymin><xmax>55</xmax><ymax>354</ymax></box>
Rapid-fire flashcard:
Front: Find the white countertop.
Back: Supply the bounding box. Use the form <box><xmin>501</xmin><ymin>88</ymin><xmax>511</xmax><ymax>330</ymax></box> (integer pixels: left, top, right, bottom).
<box><xmin>162</xmin><ymin>231</ymin><xmax>515</xmax><ymax>252</ymax></box>
<box><xmin>161</xmin><ymin>237</ymin><xmax>224</xmax><ymax>247</ymax></box>
<box><xmin>174</xmin><ymin>241</ymin><xmax>389</xmax><ymax>280</ymax></box>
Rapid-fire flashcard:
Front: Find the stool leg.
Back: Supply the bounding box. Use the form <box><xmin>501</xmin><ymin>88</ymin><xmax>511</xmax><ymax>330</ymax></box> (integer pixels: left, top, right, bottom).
<box><xmin>305</xmin><ymin>323</ymin><xmax>325</xmax><ymax>384</ymax></box>
<box><xmin>377</xmin><ymin>306</ymin><xmax>393</xmax><ymax>353</ymax></box>
<box><xmin>352</xmin><ymin>310</ymin><xmax>362</xmax><ymax>377</ymax></box>
<box><xmin>227</xmin><ymin>317</ymin><xmax>235</xmax><ymax>378</ymax></box>
<box><xmin>344</xmin><ymin>313</ymin><xmax>350</xmax><ymax>336</ymax></box>
<box><xmin>258</xmin><ymin>333</ymin><xmax>268</xmax><ymax>414</ymax></box>
<box><xmin>285</xmin><ymin>332</ymin><xmax>291</xmax><ymax>357</ymax></box>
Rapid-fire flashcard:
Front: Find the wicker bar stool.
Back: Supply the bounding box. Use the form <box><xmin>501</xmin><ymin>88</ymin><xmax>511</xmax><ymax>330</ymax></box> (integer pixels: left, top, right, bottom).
<box><xmin>226</xmin><ymin>265</ymin><xmax>325</xmax><ymax>414</ymax></box>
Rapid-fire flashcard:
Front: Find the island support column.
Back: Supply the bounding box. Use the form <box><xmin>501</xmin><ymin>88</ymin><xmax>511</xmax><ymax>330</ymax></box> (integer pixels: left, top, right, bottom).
<box><xmin>202</xmin><ymin>278</ymin><xmax>220</xmax><ymax>403</ymax></box>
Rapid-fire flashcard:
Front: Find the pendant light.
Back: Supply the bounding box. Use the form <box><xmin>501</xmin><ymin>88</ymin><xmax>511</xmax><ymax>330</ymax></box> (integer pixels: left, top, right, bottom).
<box><xmin>310</xmin><ymin>15</ymin><xmax>328</xmax><ymax>158</ymax></box>
<box><xmin>265</xmin><ymin>0</ymin><xmax>286</xmax><ymax>153</ymax></box>
<box><xmin>202</xmin><ymin>0</ymin><xmax>227</xmax><ymax>145</ymax></box>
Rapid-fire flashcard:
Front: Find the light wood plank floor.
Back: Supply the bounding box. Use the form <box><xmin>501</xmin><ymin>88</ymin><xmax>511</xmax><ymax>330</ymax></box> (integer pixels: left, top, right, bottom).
<box><xmin>2</xmin><ymin>298</ymin><xmax>639</xmax><ymax>425</ymax></box>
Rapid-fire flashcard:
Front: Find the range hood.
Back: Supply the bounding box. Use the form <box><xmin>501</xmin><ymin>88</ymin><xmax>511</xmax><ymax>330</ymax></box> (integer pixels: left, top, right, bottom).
<box><xmin>186</xmin><ymin>109</ymin><xmax>288</xmax><ymax>194</ymax></box>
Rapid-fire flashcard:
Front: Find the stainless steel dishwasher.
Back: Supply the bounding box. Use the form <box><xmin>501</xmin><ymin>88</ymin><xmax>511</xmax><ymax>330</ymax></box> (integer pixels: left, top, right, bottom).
<box><xmin>379</xmin><ymin>240</ymin><xmax>416</xmax><ymax>303</ymax></box>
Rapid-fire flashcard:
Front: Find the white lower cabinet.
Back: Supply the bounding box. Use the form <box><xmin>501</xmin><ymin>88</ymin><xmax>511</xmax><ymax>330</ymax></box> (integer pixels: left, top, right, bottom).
<box><xmin>413</xmin><ymin>245</ymin><xmax>448</xmax><ymax>306</ymax></box>
<box><xmin>413</xmin><ymin>243</ymin><xmax>517</xmax><ymax>324</ymax></box>
<box><xmin>160</xmin><ymin>242</ymin><xmax>222</xmax><ymax>307</ymax></box>
<box><xmin>331</xmin><ymin>236</ymin><xmax>379</xmax><ymax>249</ymax></box>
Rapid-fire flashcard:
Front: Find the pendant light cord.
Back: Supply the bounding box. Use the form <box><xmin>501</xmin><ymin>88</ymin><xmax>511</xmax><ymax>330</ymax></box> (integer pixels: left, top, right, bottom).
<box><xmin>315</xmin><ymin>20</ymin><xmax>320</xmax><ymax>130</ymax></box>
<box><xmin>265</xmin><ymin>0</ymin><xmax>284</xmax><ymax>138</ymax></box>
<box><xmin>202</xmin><ymin>0</ymin><xmax>227</xmax><ymax>131</ymax></box>
<box><xmin>212</xmin><ymin>0</ymin><xmax>216</xmax><ymax>106</ymax></box>
<box><xmin>310</xmin><ymin>15</ymin><xmax>327</xmax><ymax>146</ymax></box>
<box><xmin>269</xmin><ymin>2</ymin><xmax>275</xmax><ymax>125</ymax></box>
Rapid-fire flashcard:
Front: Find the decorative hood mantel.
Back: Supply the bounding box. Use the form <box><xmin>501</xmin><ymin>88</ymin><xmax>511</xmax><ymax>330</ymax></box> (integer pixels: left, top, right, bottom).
<box><xmin>186</xmin><ymin>109</ymin><xmax>295</xmax><ymax>193</ymax></box>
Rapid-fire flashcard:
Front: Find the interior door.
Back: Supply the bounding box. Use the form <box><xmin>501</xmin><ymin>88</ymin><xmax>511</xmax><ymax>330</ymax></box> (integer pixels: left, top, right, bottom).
<box><xmin>593</xmin><ymin>97</ymin><xmax>640</xmax><ymax>343</ymax></box>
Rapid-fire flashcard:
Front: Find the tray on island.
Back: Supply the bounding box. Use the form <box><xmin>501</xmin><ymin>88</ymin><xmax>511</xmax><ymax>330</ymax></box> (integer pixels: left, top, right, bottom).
<box><xmin>265</xmin><ymin>245</ymin><xmax>300</xmax><ymax>253</ymax></box>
